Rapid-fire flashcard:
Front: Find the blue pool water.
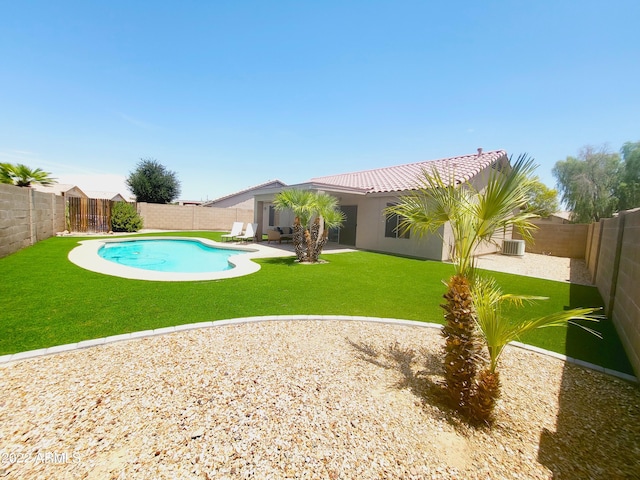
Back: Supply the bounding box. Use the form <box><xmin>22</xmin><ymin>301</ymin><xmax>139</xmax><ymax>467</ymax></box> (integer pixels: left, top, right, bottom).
<box><xmin>98</xmin><ymin>239</ymin><xmax>241</xmax><ymax>273</ymax></box>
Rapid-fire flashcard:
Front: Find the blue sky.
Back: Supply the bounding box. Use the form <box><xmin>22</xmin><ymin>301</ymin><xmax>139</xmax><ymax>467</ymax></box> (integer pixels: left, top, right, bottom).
<box><xmin>1</xmin><ymin>1</ymin><xmax>638</xmax><ymax>201</ymax></box>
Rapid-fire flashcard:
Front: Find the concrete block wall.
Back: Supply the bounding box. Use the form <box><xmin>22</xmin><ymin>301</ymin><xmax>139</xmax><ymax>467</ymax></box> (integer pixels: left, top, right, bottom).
<box><xmin>609</xmin><ymin>210</ymin><xmax>640</xmax><ymax>377</ymax></box>
<box><xmin>595</xmin><ymin>216</ymin><xmax>623</xmax><ymax>315</ymax></box>
<box><xmin>585</xmin><ymin>221</ymin><xmax>602</xmax><ymax>280</ymax></box>
<box><xmin>136</xmin><ymin>203</ymin><xmax>253</xmax><ymax>231</ymax></box>
<box><xmin>513</xmin><ymin>222</ymin><xmax>588</xmax><ymax>258</ymax></box>
<box><xmin>0</xmin><ymin>184</ymin><xmax>65</xmax><ymax>258</ymax></box>
<box><xmin>509</xmin><ymin>211</ymin><xmax>640</xmax><ymax>377</ymax></box>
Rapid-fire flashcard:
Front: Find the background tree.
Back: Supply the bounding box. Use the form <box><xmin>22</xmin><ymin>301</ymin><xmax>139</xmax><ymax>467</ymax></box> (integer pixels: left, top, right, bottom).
<box><xmin>273</xmin><ymin>189</ymin><xmax>345</xmax><ymax>263</ymax></box>
<box><xmin>0</xmin><ymin>163</ymin><xmax>56</xmax><ymax>187</ymax></box>
<box><xmin>552</xmin><ymin>145</ymin><xmax>620</xmax><ymax>223</ymax></box>
<box><xmin>616</xmin><ymin>141</ymin><xmax>640</xmax><ymax>211</ymax></box>
<box><xmin>524</xmin><ymin>178</ymin><xmax>559</xmax><ymax>217</ymax></box>
<box><xmin>126</xmin><ymin>158</ymin><xmax>181</xmax><ymax>204</ymax></box>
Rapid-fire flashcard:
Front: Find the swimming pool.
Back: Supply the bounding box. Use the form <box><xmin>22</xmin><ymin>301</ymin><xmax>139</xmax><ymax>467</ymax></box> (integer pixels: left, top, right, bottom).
<box><xmin>99</xmin><ymin>239</ymin><xmax>240</xmax><ymax>273</ymax></box>
<box><xmin>68</xmin><ymin>237</ymin><xmax>261</xmax><ymax>281</ymax></box>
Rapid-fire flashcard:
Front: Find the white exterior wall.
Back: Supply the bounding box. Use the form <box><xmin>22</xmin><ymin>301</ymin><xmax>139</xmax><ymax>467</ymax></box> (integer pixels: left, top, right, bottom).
<box><xmin>207</xmin><ymin>194</ymin><xmax>255</xmax><ymax>210</ymax></box>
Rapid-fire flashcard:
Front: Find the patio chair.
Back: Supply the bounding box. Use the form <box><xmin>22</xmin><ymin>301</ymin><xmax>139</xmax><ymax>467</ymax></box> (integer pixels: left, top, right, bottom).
<box><xmin>237</xmin><ymin>222</ymin><xmax>258</xmax><ymax>242</ymax></box>
<box><xmin>221</xmin><ymin>222</ymin><xmax>244</xmax><ymax>242</ymax></box>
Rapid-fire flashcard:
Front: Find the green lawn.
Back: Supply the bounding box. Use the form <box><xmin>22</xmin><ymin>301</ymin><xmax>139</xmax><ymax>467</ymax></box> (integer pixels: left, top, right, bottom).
<box><xmin>0</xmin><ymin>231</ymin><xmax>633</xmax><ymax>375</ymax></box>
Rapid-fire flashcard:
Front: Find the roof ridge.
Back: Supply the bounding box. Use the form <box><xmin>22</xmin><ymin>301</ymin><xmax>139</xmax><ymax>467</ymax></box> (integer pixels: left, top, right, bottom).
<box><xmin>310</xmin><ymin>149</ymin><xmax>506</xmax><ymax>181</ymax></box>
<box><xmin>308</xmin><ymin>149</ymin><xmax>508</xmax><ymax>194</ymax></box>
<box><xmin>205</xmin><ymin>179</ymin><xmax>287</xmax><ymax>204</ymax></box>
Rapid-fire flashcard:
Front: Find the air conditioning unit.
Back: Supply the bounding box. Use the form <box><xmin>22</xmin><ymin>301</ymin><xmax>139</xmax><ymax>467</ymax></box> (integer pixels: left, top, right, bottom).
<box><xmin>502</xmin><ymin>239</ymin><xmax>525</xmax><ymax>256</ymax></box>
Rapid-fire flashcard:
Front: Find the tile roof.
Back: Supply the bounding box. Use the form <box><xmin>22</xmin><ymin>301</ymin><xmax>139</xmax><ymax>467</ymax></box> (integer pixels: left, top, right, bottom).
<box><xmin>310</xmin><ymin>149</ymin><xmax>508</xmax><ymax>194</ymax></box>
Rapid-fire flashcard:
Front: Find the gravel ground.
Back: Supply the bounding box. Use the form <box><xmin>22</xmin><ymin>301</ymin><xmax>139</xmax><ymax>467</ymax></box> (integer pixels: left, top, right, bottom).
<box><xmin>475</xmin><ymin>252</ymin><xmax>593</xmax><ymax>285</ymax></box>
<box><xmin>1</xmin><ymin>320</ymin><xmax>639</xmax><ymax>479</ymax></box>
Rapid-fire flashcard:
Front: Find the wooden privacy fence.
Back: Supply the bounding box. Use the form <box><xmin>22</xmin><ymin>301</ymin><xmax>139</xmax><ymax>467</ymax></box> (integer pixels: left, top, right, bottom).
<box><xmin>67</xmin><ymin>197</ymin><xmax>115</xmax><ymax>233</ymax></box>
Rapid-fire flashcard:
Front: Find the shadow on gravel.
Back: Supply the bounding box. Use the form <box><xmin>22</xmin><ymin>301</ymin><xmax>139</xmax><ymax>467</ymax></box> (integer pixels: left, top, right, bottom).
<box><xmin>537</xmin><ymin>282</ymin><xmax>640</xmax><ymax>478</ymax></box>
<box><xmin>347</xmin><ymin>338</ymin><xmax>460</xmax><ymax>426</ymax></box>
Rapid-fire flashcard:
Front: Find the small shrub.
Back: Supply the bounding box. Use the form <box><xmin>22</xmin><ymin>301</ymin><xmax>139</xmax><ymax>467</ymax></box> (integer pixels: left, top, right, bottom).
<box><xmin>111</xmin><ymin>202</ymin><xmax>143</xmax><ymax>232</ymax></box>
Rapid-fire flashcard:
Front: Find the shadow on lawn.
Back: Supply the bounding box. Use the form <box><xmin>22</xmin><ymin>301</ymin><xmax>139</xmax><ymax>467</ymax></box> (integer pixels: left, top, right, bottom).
<box><xmin>537</xmin><ymin>282</ymin><xmax>640</xmax><ymax>478</ymax></box>
<box><xmin>257</xmin><ymin>257</ymin><xmax>298</xmax><ymax>267</ymax></box>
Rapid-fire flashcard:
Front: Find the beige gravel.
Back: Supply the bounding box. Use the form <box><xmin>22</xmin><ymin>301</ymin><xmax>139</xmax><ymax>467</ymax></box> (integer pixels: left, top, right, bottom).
<box><xmin>1</xmin><ymin>320</ymin><xmax>638</xmax><ymax>479</ymax></box>
<box><xmin>475</xmin><ymin>252</ymin><xmax>593</xmax><ymax>285</ymax></box>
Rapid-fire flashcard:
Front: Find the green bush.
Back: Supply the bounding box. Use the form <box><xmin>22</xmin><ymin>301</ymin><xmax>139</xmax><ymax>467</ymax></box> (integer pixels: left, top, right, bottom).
<box><xmin>110</xmin><ymin>202</ymin><xmax>143</xmax><ymax>232</ymax></box>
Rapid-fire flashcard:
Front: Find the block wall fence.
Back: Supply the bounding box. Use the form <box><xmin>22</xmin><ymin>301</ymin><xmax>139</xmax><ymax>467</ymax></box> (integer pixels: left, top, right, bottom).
<box><xmin>586</xmin><ymin>209</ymin><xmax>640</xmax><ymax>377</ymax></box>
<box><xmin>0</xmin><ymin>183</ymin><xmax>65</xmax><ymax>258</ymax></box>
<box><xmin>0</xmin><ymin>184</ymin><xmax>253</xmax><ymax>258</ymax></box>
<box><xmin>136</xmin><ymin>203</ymin><xmax>253</xmax><ymax>231</ymax></box>
<box><xmin>515</xmin><ymin>210</ymin><xmax>640</xmax><ymax>377</ymax></box>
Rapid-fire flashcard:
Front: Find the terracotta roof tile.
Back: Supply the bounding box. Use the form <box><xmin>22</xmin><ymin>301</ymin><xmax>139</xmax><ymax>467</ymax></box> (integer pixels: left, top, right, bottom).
<box><xmin>310</xmin><ymin>149</ymin><xmax>508</xmax><ymax>193</ymax></box>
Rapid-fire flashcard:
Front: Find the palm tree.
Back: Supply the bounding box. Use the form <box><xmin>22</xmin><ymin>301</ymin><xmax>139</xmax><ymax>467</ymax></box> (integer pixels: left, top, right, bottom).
<box><xmin>0</xmin><ymin>163</ymin><xmax>13</xmax><ymax>184</ymax></box>
<box><xmin>0</xmin><ymin>163</ymin><xmax>56</xmax><ymax>187</ymax></box>
<box><xmin>273</xmin><ymin>189</ymin><xmax>345</xmax><ymax>263</ymax></box>
<box><xmin>386</xmin><ymin>154</ymin><xmax>539</xmax><ymax>417</ymax></box>
<box><xmin>471</xmin><ymin>277</ymin><xmax>600</xmax><ymax>423</ymax></box>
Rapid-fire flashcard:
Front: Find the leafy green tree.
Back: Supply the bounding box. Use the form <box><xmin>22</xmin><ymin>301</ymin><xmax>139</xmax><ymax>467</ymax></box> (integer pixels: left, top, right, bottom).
<box><xmin>552</xmin><ymin>146</ymin><xmax>620</xmax><ymax>223</ymax></box>
<box><xmin>126</xmin><ymin>158</ymin><xmax>181</xmax><ymax>204</ymax></box>
<box><xmin>110</xmin><ymin>201</ymin><xmax>143</xmax><ymax>232</ymax></box>
<box><xmin>386</xmin><ymin>154</ymin><xmax>539</xmax><ymax>420</ymax></box>
<box><xmin>617</xmin><ymin>141</ymin><xmax>640</xmax><ymax>211</ymax></box>
<box><xmin>524</xmin><ymin>178</ymin><xmax>559</xmax><ymax>217</ymax></box>
<box><xmin>273</xmin><ymin>189</ymin><xmax>345</xmax><ymax>263</ymax></box>
<box><xmin>0</xmin><ymin>163</ymin><xmax>56</xmax><ymax>187</ymax></box>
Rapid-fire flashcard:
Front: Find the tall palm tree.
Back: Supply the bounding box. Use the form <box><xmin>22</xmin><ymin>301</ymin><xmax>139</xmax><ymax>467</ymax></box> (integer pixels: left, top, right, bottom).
<box><xmin>386</xmin><ymin>154</ymin><xmax>539</xmax><ymax>416</ymax></box>
<box><xmin>0</xmin><ymin>163</ymin><xmax>56</xmax><ymax>187</ymax></box>
<box><xmin>471</xmin><ymin>277</ymin><xmax>600</xmax><ymax>423</ymax></box>
<box><xmin>273</xmin><ymin>189</ymin><xmax>345</xmax><ymax>263</ymax></box>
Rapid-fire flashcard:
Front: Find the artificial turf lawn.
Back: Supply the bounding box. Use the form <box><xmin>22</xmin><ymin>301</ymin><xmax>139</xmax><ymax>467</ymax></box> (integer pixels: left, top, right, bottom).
<box><xmin>0</xmin><ymin>232</ymin><xmax>633</xmax><ymax>375</ymax></box>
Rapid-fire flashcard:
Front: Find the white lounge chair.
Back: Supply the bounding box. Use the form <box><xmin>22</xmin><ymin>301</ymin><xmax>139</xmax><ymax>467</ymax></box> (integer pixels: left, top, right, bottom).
<box><xmin>237</xmin><ymin>222</ymin><xmax>258</xmax><ymax>242</ymax></box>
<box><xmin>221</xmin><ymin>222</ymin><xmax>244</xmax><ymax>242</ymax></box>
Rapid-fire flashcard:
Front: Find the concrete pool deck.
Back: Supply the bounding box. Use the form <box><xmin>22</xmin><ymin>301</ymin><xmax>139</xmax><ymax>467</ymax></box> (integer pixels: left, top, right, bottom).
<box><xmin>68</xmin><ymin>236</ymin><xmax>357</xmax><ymax>281</ymax></box>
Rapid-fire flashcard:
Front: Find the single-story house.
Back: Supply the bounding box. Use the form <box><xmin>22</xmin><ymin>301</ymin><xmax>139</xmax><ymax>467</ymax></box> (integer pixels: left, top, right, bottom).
<box><xmin>83</xmin><ymin>191</ymin><xmax>129</xmax><ymax>202</ymax></box>
<box><xmin>252</xmin><ymin>149</ymin><xmax>513</xmax><ymax>261</ymax></box>
<box><xmin>534</xmin><ymin>211</ymin><xmax>572</xmax><ymax>224</ymax></box>
<box><xmin>203</xmin><ymin>179</ymin><xmax>287</xmax><ymax>210</ymax></box>
<box><xmin>31</xmin><ymin>183</ymin><xmax>88</xmax><ymax>198</ymax></box>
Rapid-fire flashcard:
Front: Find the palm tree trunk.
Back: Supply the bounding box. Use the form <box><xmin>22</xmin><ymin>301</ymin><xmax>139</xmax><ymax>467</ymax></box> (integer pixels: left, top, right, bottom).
<box><xmin>441</xmin><ymin>274</ymin><xmax>481</xmax><ymax>415</ymax></box>
<box><xmin>292</xmin><ymin>218</ymin><xmax>306</xmax><ymax>262</ymax></box>
<box><xmin>470</xmin><ymin>369</ymin><xmax>501</xmax><ymax>425</ymax></box>
<box><xmin>309</xmin><ymin>217</ymin><xmax>327</xmax><ymax>262</ymax></box>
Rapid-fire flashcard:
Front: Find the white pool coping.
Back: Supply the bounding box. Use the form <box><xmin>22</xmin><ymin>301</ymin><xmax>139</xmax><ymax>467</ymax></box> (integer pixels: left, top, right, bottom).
<box><xmin>68</xmin><ymin>236</ymin><xmax>263</xmax><ymax>281</ymax></box>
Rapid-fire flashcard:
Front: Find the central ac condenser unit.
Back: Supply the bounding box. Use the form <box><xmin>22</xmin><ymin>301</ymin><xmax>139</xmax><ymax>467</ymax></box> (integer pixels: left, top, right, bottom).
<box><xmin>502</xmin><ymin>239</ymin><xmax>525</xmax><ymax>256</ymax></box>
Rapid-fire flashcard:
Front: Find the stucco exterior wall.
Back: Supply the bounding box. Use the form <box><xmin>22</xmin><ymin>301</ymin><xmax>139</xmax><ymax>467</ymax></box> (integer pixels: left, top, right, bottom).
<box><xmin>206</xmin><ymin>195</ymin><xmax>254</xmax><ymax>210</ymax></box>
<box><xmin>352</xmin><ymin>194</ymin><xmax>446</xmax><ymax>260</ymax></box>
<box><xmin>136</xmin><ymin>203</ymin><xmax>253</xmax><ymax>231</ymax></box>
<box><xmin>0</xmin><ymin>183</ymin><xmax>65</xmax><ymax>258</ymax></box>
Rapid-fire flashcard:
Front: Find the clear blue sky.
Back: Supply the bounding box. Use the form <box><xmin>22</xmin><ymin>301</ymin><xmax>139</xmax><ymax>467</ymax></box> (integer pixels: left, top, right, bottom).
<box><xmin>2</xmin><ymin>1</ymin><xmax>638</xmax><ymax>201</ymax></box>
